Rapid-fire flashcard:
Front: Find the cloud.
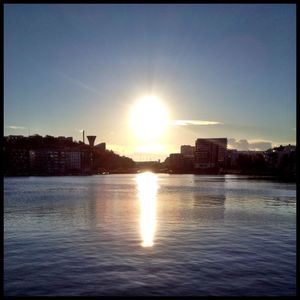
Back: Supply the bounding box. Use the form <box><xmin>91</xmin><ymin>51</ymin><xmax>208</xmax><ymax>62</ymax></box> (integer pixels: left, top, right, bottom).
<box><xmin>173</xmin><ymin>120</ymin><xmax>223</xmax><ymax>126</ymax></box>
<box><xmin>6</xmin><ymin>125</ymin><xmax>26</xmax><ymax>130</ymax></box>
<box><xmin>228</xmin><ymin>138</ymin><xmax>272</xmax><ymax>151</ymax></box>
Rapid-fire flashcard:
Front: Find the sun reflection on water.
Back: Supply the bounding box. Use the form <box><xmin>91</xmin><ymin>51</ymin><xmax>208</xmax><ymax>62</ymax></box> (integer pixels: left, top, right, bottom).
<box><xmin>135</xmin><ymin>172</ymin><xmax>158</xmax><ymax>247</ymax></box>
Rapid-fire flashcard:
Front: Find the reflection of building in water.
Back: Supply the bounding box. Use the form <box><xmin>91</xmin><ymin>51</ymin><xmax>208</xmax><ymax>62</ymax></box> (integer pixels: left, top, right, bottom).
<box><xmin>136</xmin><ymin>172</ymin><xmax>158</xmax><ymax>247</ymax></box>
<box><xmin>192</xmin><ymin>177</ymin><xmax>226</xmax><ymax>221</ymax></box>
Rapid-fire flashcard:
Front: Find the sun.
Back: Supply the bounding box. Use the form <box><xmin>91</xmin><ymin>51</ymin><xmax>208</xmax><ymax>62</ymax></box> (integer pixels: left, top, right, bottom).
<box><xmin>130</xmin><ymin>96</ymin><xmax>169</xmax><ymax>141</ymax></box>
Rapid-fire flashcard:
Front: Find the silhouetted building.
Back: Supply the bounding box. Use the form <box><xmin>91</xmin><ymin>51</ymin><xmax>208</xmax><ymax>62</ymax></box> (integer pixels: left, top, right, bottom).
<box><xmin>29</xmin><ymin>149</ymin><xmax>66</xmax><ymax>175</ymax></box>
<box><xmin>95</xmin><ymin>142</ymin><xmax>106</xmax><ymax>152</ymax></box>
<box><xmin>3</xmin><ymin>134</ymin><xmax>105</xmax><ymax>175</ymax></box>
<box><xmin>87</xmin><ymin>136</ymin><xmax>96</xmax><ymax>147</ymax></box>
<box><xmin>265</xmin><ymin>144</ymin><xmax>296</xmax><ymax>169</ymax></box>
<box><xmin>65</xmin><ymin>151</ymin><xmax>81</xmax><ymax>174</ymax></box>
<box><xmin>58</xmin><ymin>136</ymin><xmax>73</xmax><ymax>142</ymax></box>
<box><xmin>226</xmin><ymin>149</ymin><xmax>239</xmax><ymax>168</ymax></box>
<box><xmin>181</xmin><ymin>145</ymin><xmax>195</xmax><ymax>156</ymax></box>
<box><xmin>28</xmin><ymin>148</ymin><xmax>93</xmax><ymax>175</ymax></box>
<box><xmin>165</xmin><ymin>153</ymin><xmax>185</xmax><ymax>172</ymax></box>
<box><xmin>79</xmin><ymin>149</ymin><xmax>93</xmax><ymax>174</ymax></box>
<box><xmin>5</xmin><ymin>148</ymin><xmax>30</xmax><ymax>175</ymax></box>
<box><xmin>6</xmin><ymin>135</ymin><xmax>24</xmax><ymax>142</ymax></box>
<box><xmin>180</xmin><ymin>145</ymin><xmax>195</xmax><ymax>171</ymax></box>
<box><xmin>194</xmin><ymin>138</ymin><xmax>227</xmax><ymax>170</ymax></box>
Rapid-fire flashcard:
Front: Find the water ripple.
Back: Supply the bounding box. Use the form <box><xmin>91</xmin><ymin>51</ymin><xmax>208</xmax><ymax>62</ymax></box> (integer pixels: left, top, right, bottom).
<box><xmin>4</xmin><ymin>175</ymin><xmax>296</xmax><ymax>296</ymax></box>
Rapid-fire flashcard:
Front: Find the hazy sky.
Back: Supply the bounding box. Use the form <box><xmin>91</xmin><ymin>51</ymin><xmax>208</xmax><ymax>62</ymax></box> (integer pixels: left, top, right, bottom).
<box><xmin>4</xmin><ymin>4</ymin><xmax>296</xmax><ymax>160</ymax></box>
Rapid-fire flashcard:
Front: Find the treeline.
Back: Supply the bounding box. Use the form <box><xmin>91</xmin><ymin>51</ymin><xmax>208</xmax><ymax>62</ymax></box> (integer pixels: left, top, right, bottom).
<box><xmin>92</xmin><ymin>149</ymin><xmax>135</xmax><ymax>173</ymax></box>
<box><xmin>233</xmin><ymin>153</ymin><xmax>267</xmax><ymax>173</ymax></box>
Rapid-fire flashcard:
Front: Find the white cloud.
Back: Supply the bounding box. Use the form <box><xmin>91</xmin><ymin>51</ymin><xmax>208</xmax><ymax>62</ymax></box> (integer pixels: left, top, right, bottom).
<box><xmin>6</xmin><ymin>125</ymin><xmax>26</xmax><ymax>130</ymax></box>
<box><xmin>228</xmin><ymin>138</ymin><xmax>273</xmax><ymax>151</ymax></box>
<box><xmin>172</xmin><ymin>120</ymin><xmax>223</xmax><ymax>126</ymax></box>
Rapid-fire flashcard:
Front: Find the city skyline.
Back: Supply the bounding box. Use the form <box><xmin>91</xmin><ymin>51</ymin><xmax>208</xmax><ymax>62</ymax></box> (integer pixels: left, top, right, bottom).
<box><xmin>4</xmin><ymin>4</ymin><xmax>296</xmax><ymax>161</ymax></box>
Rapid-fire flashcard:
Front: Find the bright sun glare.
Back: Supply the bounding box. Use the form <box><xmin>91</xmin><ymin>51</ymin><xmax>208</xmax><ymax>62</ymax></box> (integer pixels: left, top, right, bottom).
<box><xmin>130</xmin><ymin>96</ymin><xmax>169</xmax><ymax>141</ymax></box>
<box><xmin>136</xmin><ymin>172</ymin><xmax>158</xmax><ymax>247</ymax></box>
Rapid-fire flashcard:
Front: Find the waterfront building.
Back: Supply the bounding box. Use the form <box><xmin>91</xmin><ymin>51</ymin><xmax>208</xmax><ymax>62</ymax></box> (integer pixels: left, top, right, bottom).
<box><xmin>180</xmin><ymin>145</ymin><xmax>195</xmax><ymax>156</ymax></box>
<box><xmin>3</xmin><ymin>135</ymin><xmax>101</xmax><ymax>175</ymax></box>
<box><xmin>29</xmin><ymin>149</ymin><xmax>66</xmax><ymax>175</ymax></box>
<box><xmin>4</xmin><ymin>148</ymin><xmax>30</xmax><ymax>175</ymax></box>
<box><xmin>165</xmin><ymin>153</ymin><xmax>185</xmax><ymax>172</ymax></box>
<box><xmin>226</xmin><ymin>149</ymin><xmax>239</xmax><ymax>168</ymax></box>
<box><xmin>65</xmin><ymin>151</ymin><xmax>82</xmax><ymax>174</ymax></box>
<box><xmin>265</xmin><ymin>144</ymin><xmax>296</xmax><ymax>169</ymax></box>
<box><xmin>29</xmin><ymin>149</ymin><xmax>93</xmax><ymax>175</ymax></box>
<box><xmin>194</xmin><ymin>138</ymin><xmax>227</xmax><ymax>169</ymax></box>
<box><xmin>6</xmin><ymin>135</ymin><xmax>24</xmax><ymax>142</ymax></box>
<box><xmin>180</xmin><ymin>145</ymin><xmax>195</xmax><ymax>170</ymax></box>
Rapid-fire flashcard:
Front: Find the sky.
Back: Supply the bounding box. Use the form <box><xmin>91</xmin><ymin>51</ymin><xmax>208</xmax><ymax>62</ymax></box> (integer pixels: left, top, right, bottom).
<box><xmin>4</xmin><ymin>4</ymin><xmax>296</xmax><ymax>161</ymax></box>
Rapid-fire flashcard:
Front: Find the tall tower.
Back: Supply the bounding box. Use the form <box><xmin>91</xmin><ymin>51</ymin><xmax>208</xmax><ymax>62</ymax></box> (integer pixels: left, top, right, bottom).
<box><xmin>87</xmin><ymin>136</ymin><xmax>96</xmax><ymax>147</ymax></box>
<box><xmin>82</xmin><ymin>130</ymin><xmax>85</xmax><ymax>144</ymax></box>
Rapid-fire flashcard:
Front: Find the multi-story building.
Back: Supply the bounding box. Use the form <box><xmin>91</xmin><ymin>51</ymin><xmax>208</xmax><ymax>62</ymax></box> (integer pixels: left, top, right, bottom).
<box><xmin>194</xmin><ymin>138</ymin><xmax>227</xmax><ymax>169</ymax></box>
<box><xmin>226</xmin><ymin>149</ymin><xmax>266</xmax><ymax>170</ymax></box>
<box><xmin>29</xmin><ymin>149</ymin><xmax>93</xmax><ymax>175</ymax></box>
<box><xmin>180</xmin><ymin>145</ymin><xmax>195</xmax><ymax>156</ymax></box>
<box><xmin>165</xmin><ymin>153</ymin><xmax>185</xmax><ymax>172</ymax></box>
<box><xmin>4</xmin><ymin>135</ymin><xmax>96</xmax><ymax>176</ymax></box>
<box><xmin>180</xmin><ymin>145</ymin><xmax>195</xmax><ymax>171</ymax></box>
<box><xmin>226</xmin><ymin>149</ymin><xmax>239</xmax><ymax>168</ymax></box>
<box><xmin>6</xmin><ymin>135</ymin><xmax>24</xmax><ymax>142</ymax></box>
<box><xmin>65</xmin><ymin>151</ymin><xmax>82</xmax><ymax>174</ymax></box>
<box><xmin>264</xmin><ymin>144</ymin><xmax>296</xmax><ymax>169</ymax></box>
<box><xmin>29</xmin><ymin>149</ymin><xmax>66</xmax><ymax>175</ymax></box>
<box><xmin>4</xmin><ymin>148</ymin><xmax>30</xmax><ymax>175</ymax></box>
<box><xmin>58</xmin><ymin>136</ymin><xmax>73</xmax><ymax>142</ymax></box>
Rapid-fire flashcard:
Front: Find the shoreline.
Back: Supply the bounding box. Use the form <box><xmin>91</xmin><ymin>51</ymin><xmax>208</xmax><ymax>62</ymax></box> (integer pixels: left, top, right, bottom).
<box><xmin>4</xmin><ymin>172</ymin><xmax>296</xmax><ymax>182</ymax></box>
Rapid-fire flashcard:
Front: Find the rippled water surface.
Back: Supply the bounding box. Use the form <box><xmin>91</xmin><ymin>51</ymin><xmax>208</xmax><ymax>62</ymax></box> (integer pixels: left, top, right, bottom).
<box><xmin>4</xmin><ymin>174</ymin><xmax>296</xmax><ymax>296</ymax></box>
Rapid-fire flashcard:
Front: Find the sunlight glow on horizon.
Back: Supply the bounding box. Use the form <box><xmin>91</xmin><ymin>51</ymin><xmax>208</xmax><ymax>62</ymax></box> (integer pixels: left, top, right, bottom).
<box><xmin>136</xmin><ymin>172</ymin><xmax>158</xmax><ymax>247</ymax></box>
<box><xmin>4</xmin><ymin>6</ymin><xmax>295</xmax><ymax>155</ymax></box>
<box><xmin>136</xmin><ymin>144</ymin><xmax>165</xmax><ymax>154</ymax></box>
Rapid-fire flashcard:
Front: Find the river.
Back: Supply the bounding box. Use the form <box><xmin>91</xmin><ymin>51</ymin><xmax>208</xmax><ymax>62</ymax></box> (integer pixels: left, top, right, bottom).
<box><xmin>4</xmin><ymin>173</ymin><xmax>296</xmax><ymax>296</ymax></box>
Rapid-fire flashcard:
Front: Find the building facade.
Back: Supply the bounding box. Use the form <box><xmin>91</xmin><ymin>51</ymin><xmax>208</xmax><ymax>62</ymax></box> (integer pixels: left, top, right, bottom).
<box><xmin>194</xmin><ymin>138</ymin><xmax>227</xmax><ymax>169</ymax></box>
<box><xmin>29</xmin><ymin>150</ymin><xmax>66</xmax><ymax>175</ymax></box>
<box><xmin>180</xmin><ymin>145</ymin><xmax>195</xmax><ymax>156</ymax></box>
<box><xmin>65</xmin><ymin>151</ymin><xmax>82</xmax><ymax>174</ymax></box>
<box><xmin>4</xmin><ymin>148</ymin><xmax>30</xmax><ymax>175</ymax></box>
<box><xmin>29</xmin><ymin>149</ymin><xmax>93</xmax><ymax>175</ymax></box>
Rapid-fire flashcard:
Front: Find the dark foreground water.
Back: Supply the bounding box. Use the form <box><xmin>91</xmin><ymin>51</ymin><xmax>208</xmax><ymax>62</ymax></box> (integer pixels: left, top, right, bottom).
<box><xmin>4</xmin><ymin>174</ymin><xmax>296</xmax><ymax>296</ymax></box>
